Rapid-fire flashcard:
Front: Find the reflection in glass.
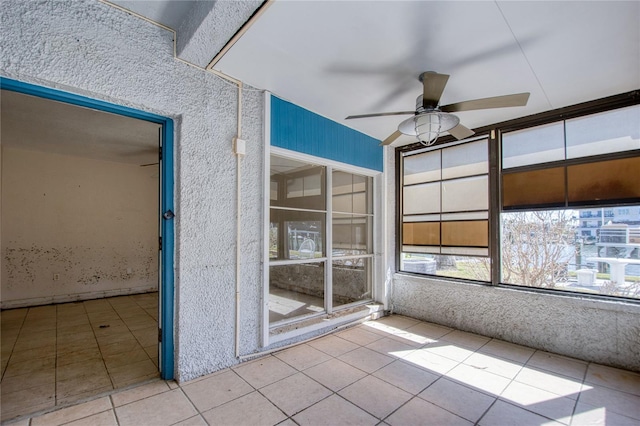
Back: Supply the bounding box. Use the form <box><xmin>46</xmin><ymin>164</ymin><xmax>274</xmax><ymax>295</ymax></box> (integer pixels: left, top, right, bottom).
<box><xmin>403</xmin><ymin>150</ymin><xmax>440</xmax><ymax>185</ymax></box>
<box><xmin>333</xmin><ymin>214</ymin><xmax>370</xmax><ymax>255</ymax></box>
<box><xmin>269</xmin><ymin>262</ymin><xmax>325</xmax><ymax>323</ymax></box>
<box><xmin>332</xmin><ymin>171</ymin><xmax>372</xmax><ymax>214</ymax></box>
<box><xmin>269</xmin><ymin>209</ymin><xmax>325</xmax><ymax>260</ymax></box>
<box><xmin>442</xmin><ymin>139</ymin><xmax>488</xmax><ymax>179</ymax></box>
<box><xmin>333</xmin><ymin>258</ymin><xmax>371</xmax><ymax>308</ymax></box>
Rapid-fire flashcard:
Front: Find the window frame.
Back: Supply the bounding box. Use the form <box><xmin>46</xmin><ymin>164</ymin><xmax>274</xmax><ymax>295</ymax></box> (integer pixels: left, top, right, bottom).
<box><xmin>396</xmin><ymin>89</ymin><xmax>640</xmax><ymax>301</ymax></box>
<box><xmin>265</xmin><ymin>146</ymin><xmax>380</xmax><ymax>343</ymax></box>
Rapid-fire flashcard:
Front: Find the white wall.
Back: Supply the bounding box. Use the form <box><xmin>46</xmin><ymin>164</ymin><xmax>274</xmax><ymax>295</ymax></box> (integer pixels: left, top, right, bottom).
<box><xmin>1</xmin><ymin>147</ymin><xmax>158</xmax><ymax>308</ymax></box>
<box><xmin>1</xmin><ymin>0</ymin><xmax>264</xmax><ymax>381</ymax></box>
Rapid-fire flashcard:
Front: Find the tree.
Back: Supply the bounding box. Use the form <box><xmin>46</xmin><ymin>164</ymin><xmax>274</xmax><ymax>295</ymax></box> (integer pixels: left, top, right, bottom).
<box><xmin>500</xmin><ymin>211</ymin><xmax>576</xmax><ymax>288</ymax></box>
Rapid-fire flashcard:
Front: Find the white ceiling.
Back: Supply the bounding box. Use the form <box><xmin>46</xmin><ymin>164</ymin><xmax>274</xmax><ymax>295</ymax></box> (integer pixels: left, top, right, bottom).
<box><xmin>1</xmin><ymin>90</ymin><xmax>160</xmax><ymax>165</ymax></box>
<box><xmin>211</xmin><ymin>0</ymin><xmax>639</xmax><ymax>146</ymax></box>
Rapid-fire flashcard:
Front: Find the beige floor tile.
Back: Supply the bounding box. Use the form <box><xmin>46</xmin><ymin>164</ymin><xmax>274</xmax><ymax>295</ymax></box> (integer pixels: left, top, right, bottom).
<box><xmin>339</xmin><ymin>375</ymin><xmax>412</xmax><ymax>419</ymax></box>
<box><xmin>308</xmin><ymin>335</ymin><xmax>359</xmax><ymax>357</ymax></box>
<box><xmin>57</xmin><ymin>339</ymin><xmax>100</xmax><ymax>356</ymax></box>
<box><xmin>293</xmin><ymin>394</ymin><xmax>378</xmax><ymax>426</ymax></box>
<box><xmin>172</xmin><ymin>414</ymin><xmax>208</xmax><ymax>426</ymax></box>
<box><xmin>526</xmin><ymin>351</ymin><xmax>588</xmax><ymax>380</ymax></box>
<box><xmin>31</xmin><ymin>396</ymin><xmax>112</xmax><ymax>426</ymax></box>
<box><xmin>232</xmin><ymin>355</ymin><xmax>297</xmax><ymax>389</ymax></box>
<box><xmin>401</xmin><ymin>347</ymin><xmax>460</xmax><ymax>375</ymax></box>
<box><xmin>57</xmin><ymin>329</ymin><xmax>95</xmax><ymax>345</ymax></box>
<box><xmin>109</xmin><ymin>359</ymin><xmax>159</xmax><ymax>388</ymax></box>
<box><xmin>500</xmin><ymin>380</ymin><xmax>576</xmax><ymax>423</ymax></box>
<box><xmin>365</xmin><ymin>337</ymin><xmax>417</xmax><ymax>359</ymax></box>
<box><xmin>4</xmin><ymin>356</ymin><xmax>55</xmax><ymax>378</ymax></box>
<box><xmin>12</xmin><ymin>334</ymin><xmax>56</xmax><ymax>352</ymax></box>
<box><xmin>373</xmin><ymin>315</ymin><xmax>420</xmax><ymax>330</ymax></box>
<box><xmin>274</xmin><ymin>344</ymin><xmax>332</xmax><ymax>371</ymax></box>
<box><xmin>1</xmin><ymin>369</ymin><xmax>55</xmax><ymax>394</ymax></box>
<box><xmin>585</xmin><ymin>363</ymin><xmax>640</xmax><ymax>396</ymax></box>
<box><xmin>201</xmin><ymin>391</ymin><xmax>287</xmax><ymax>426</ymax></box>
<box><xmin>304</xmin><ymin>358</ymin><xmax>367</xmax><ymax>391</ymax></box>
<box><xmin>181</xmin><ymin>370</ymin><xmax>253</xmax><ymax>412</ymax></box>
<box><xmin>260</xmin><ymin>372</ymin><xmax>332</xmax><ymax>416</ymax></box>
<box><xmin>578</xmin><ymin>383</ymin><xmax>640</xmax><ymax>420</ymax></box>
<box><xmin>441</xmin><ymin>330</ymin><xmax>491</xmax><ymax>351</ymax></box>
<box><xmin>130</xmin><ymin>326</ymin><xmax>157</xmax><ymax>347</ymax></box>
<box><xmin>422</xmin><ymin>340</ymin><xmax>476</xmax><ymax>363</ymax></box>
<box><xmin>111</xmin><ymin>380</ymin><xmax>170</xmax><ymax>407</ymax></box>
<box><xmin>93</xmin><ymin>322</ymin><xmax>128</xmax><ymax>335</ymax></box>
<box><xmin>338</xmin><ymin>347</ymin><xmax>394</xmax><ymax>374</ymax></box>
<box><xmin>9</xmin><ymin>345</ymin><xmax>56</xmax><ymax>363</ymax></box>
<box><xmin>1</xmin><ymin>308</ymin><xmax>28</xmax><ymax>321</ymax></box>
<box><xmin>445</xmin><ymin>363</ymin><xmax>511</xmax><ymax>396</ymax></box>
<box><xmin>65</xmin><ymin>409</ymin><xmax>118</xmax><ymax>426</ymax></box>
<box><xmin>104</xmin><ymin>347</ymin><xmax>151</xmax><ymax>370</ymax></box>
<box><xmin>404</xmin><ymin>322</ymin><xmax>453</xmax><ymax>340</ymax></box>
<box><xmin>478</xmin><ymin>339</ymin><xmax>535</xmax><ymax>364</ymax></box>
<box><xmin>373</xmin><ymin>360</ymin><xmax>439</xmax><ymax>395</ymax></box>
<box><xmin>515</xmin><ymin>366</ymin><xmax>583</xmax><ymax>399</ymax></box>
<box><xmin>99</xmin><ymin>339</ymin><xmax>144</xmax><ymax>357</ymax></box>
<box><xmin>386</xmin><ymin>397</ymin><xmax>472</xmax><ymax>426</ymax></box>
<box><xmin>0</xmin><ymin>384</ymin><xmax>56</xmax><ymax>422</ymax></box>
<box><xmin>478</xmin><ymin>400</ymin><xmax>562</xmax><ymax>426</ymax></box>
<box><xmin>463</xmin><ymin>352</ymin><xmax>524</xmax><ymax>379</ymax></box>
<box><xmin>57</xmin><ymin>386</ymin><xmax>115</xmax><ymax>407</ymax></box>
<box><xmin>571</xmin><ymin>401</ymin><xmax>638</xmax><ymax>426</ymax></box>
<box><xmin>56</xmin><ymin>371</ymin><xmax>113</xmax><ymax>400</ymax></box>
<box><xmin>419</xmin><ymin>377</ymin><xmax>495</xmax><ymax>423</ymax></box>
<box><xmin>115</xmin><ymin>388</ymin><xmax>197</xmax><ymax>426</ymax></box>
<box><xmin>56</xmin><ymin>347</ymin><xmax>103</xmax><ymax>367</ymax></box>
<box><xmin>57</xmin><ymin>359</ymin><xmax>108</xmax><ymax>381</ymax></box>
<box><xmin>336</xmin><ymin>327</ymin><xmax>384</xmax><ymax>346</ymax></box>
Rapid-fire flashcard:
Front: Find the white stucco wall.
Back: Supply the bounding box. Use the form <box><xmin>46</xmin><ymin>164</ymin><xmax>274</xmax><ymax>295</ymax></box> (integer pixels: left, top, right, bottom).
<box><xmin>0</xmin><ymin>0</ymin><xmax>264</xmax><ymax>381</ymax></box>
<box><xmin>391</xmin><ymin>275</ymin><xmax>640</xmax><ymax>372</ymax></box>
<box><xmin>1</xmin><ymin>148</ymin><xmax>158</xmax><ymax>307</ymax></box>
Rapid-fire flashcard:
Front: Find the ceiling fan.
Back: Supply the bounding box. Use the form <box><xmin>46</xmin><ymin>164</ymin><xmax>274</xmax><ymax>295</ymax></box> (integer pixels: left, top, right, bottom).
<box><xmin>346</xmin><ymin>71</ymin><xmax>530</xmax><ymax>146</ymax></box>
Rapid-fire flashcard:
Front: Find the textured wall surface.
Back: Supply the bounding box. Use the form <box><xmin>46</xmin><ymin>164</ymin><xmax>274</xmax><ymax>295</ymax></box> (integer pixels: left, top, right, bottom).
<box><xmin>1</xmin><ymin>148</ymin><xmax>158</xmax><ymax>308</ymax></box>
<box><xmin>391</xmin><ymin>275</ymin><xmax>640</xmax><ymax>372</ymax></box>
<box><xmin>1</xmin><ymin>0</ymin><xmax>264</xmax><ymax>381</ymax></box>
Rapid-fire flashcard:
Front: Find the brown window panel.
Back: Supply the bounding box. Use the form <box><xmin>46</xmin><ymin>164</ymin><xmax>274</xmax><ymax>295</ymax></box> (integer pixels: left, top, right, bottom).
<box><xmin>441</xmin><ymin>220</ymin><xmax>488</xmax><ymax>248</ymax></box>
<box><xmin>402</xmin><ymin>222</ymin><xmax>440</xmax><ymax>246</ymax></box>
<box><xmin>568</xmin><ymin>157</ymin><xmax>640</xmax><ymax>204</ymax></box>
<box><xmin>502</xmin><ymin>167</ymin><xmax>565</xmax><ymax>208</ymax></box>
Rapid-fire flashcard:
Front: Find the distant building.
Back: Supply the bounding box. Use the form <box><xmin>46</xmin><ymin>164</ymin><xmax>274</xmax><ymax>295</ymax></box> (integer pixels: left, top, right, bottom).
<box><xmin>578</xmin><ymin>207</ymin><xmax>640</xmax><ymax>238</ymax></box>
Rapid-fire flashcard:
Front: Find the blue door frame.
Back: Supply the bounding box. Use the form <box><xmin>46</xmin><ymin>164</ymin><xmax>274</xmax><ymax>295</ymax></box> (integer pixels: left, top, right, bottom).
<box><xmin>1</xmin><ymin>77</ymin><xmax>175</xmax><ymax>380</ymax></box>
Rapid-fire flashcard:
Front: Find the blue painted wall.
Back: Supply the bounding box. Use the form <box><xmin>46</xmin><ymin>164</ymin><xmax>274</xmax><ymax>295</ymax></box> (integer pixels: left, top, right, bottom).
<box><xmin>271</xmin><ymin>96</ymin><xmax>383</xmax><ymax>171</ymax></box>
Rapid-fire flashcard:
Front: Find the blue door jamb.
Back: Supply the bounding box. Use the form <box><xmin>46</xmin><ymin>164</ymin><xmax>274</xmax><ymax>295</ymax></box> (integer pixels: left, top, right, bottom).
<box><xmin>0</xmin><ymin>77</ymin><xmax>175</xmax><ymax>380</ymax></box>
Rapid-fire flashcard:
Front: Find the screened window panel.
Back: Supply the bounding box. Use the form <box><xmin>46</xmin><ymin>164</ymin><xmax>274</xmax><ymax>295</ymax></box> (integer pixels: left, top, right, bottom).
<box><xmin>286</xmin><ymin>177</ymin><xmax>303</xmax><ymax>198</ymax></box>
<box><xmin>270</xmin><ymin>181</ymin><xmax>278</xmax><ymax>201</ymax></box>
<box><xmin>333</xmin><ymin>214</ymin><xmax>371</xmax><ymax>254</ymax></box>
<box><xmin>269</xmin><ymin>263</ymin><xmax>325</xmax><ymax>322</ymax></box>
<box><xmin>333</xmin><ymin>258</ymin><xmax>371</xmax><ymax>307</ymax></box>
<box><xmin>442</xmin><ymin>139</ymin><xmax>488</xmax><ymax>179</ymax></box>
<box><xmin>566</xmin><ymin>105</ymin><xmax>640</xmax><ymax>159</ymax></box>
<box><xmin>567</xmin><ymin>157</ymin><xmax>640</xmax><ymax>204</ymax></box>
<box><xmin>403</xmin><ymin>182</ymin><xmax>441</xmax><ymax>215</ymax></box>
<box><xmin>441</xmin><ymin>175</ymin><xmax>488</xmax><ymax>212</ymax></box>
<box><xmin>502</xmin><ymin>122</ymin><xmax>565</xmax><ymax>169</ymax></box>
<box><xmin>403</xmin><ymin>151</ymin><xmax>441</xmax><ymax>185</ymax></box>
<box><xmin>269</xmin><ymin>209</ymin><xmax>325</xmax><ymax>260</ymax></box>
<box><xmin>333</xmin><ymin>194</ymin><xmax>352</xmax><ymax>213</ymax></box>
<box><xmin>402</xmin><ymin>222</ymin><xmax>440</xmax><ymax>246</ymax></box>
<box><xmin>353</xmin><ymin>192</ymin><xmax>368</xmax><ymax>215</ymax></box>
<box><xmin>503</xmin><ymin>167</ymin><xmax>565</xmax><ymax>209</ymax></box>
<box><xmin>441</xmin><ymin>220</ymin><xmax>488</xmax><ymax>248</ymax></box>
<box><xmin>332</xmin><ymin>171</ymin><xmax>353</xmax><ymax>194</ymax></box>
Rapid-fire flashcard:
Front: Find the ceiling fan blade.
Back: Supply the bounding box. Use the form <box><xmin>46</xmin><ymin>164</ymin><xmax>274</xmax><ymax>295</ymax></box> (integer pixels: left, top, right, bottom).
<box><xmin>380</xmin><ymin>130</ymin><xmax>403</xmax><ymax>146</ymax></box>
<box><xmin>441</xmin><ymin>92</ymin><xmax>530</xmax><ymax>113</ymax></box>
<box><xmin>421</xmin><ymin>72</ymin><xmax>450</xmax><ymax>109</ymax></box>
<box><xmin>448</xmin><ymin>124</ymin><xmax>475</xmax><ymax>140</ymax></box>
<box><xmin>345</xmin><ymin>111</ymin><xmax>414</xmax><ymax>120</ymax></box>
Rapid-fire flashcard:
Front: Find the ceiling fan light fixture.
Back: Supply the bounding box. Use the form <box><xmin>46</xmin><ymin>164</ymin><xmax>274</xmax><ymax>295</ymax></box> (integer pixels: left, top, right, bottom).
<box><xmin>398</xmin><ymin>112</ymin><xmax>460</xmax><ymax>146</ymax></box>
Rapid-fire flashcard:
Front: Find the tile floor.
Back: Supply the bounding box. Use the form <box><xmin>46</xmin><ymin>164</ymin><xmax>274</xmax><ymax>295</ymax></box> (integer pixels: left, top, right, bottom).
<box><xmin>3</xmin><ymin>313</ymin><xmax>639</xmax><ymax>425</ymax></box>
<box><xmin>1</xmin><ymin>293</ymin><xmax>159</xmax><ymax>422</ymax></box>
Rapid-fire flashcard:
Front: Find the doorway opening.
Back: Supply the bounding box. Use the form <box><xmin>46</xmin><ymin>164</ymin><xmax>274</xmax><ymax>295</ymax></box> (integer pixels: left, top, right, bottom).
<box><xmin>0</xmin><ymin>78</ymin><xmax>174</xmax><ymax>421</ymax></box>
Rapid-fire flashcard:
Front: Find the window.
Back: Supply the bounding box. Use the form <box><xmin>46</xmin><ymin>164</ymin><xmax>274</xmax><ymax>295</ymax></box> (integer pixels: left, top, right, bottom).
<box><xmin>398</xmin><ymin>95</ymin><xmax>640</xmax><ymax>300</ymax></box>
<box><xmin>400</xmin><ymin>139</ymin><xmax>490</xmax><ymax>281</ymax></box>
<box><xmin>269</xmin><ymin>154</ymin><xmax>375</xmax><ymax>324</ymax></box>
